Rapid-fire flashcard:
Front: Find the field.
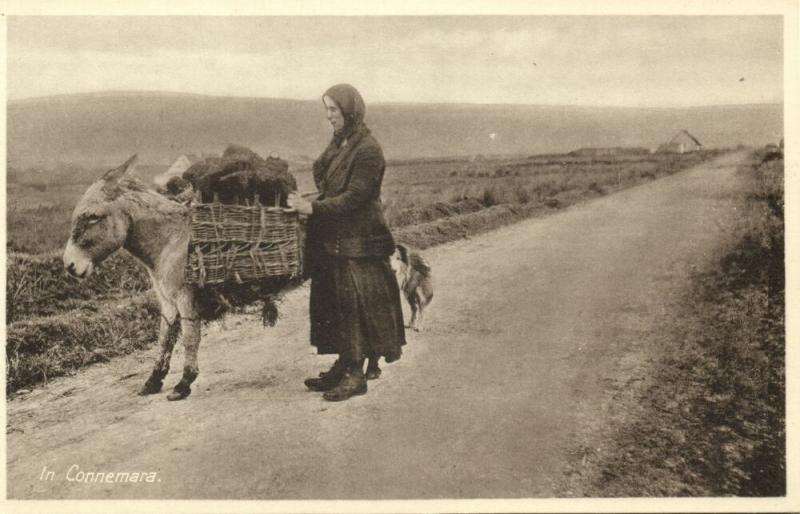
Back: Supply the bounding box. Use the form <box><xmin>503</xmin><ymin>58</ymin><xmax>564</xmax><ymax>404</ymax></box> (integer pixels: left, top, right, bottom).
<box><xmin>6</xmin><ymin>149</ymin><xmax>725</xmax><ymax>393</ymax></box>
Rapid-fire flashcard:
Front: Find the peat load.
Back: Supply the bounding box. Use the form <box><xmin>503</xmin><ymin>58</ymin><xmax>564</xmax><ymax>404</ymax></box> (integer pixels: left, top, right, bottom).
<box><xmin>182</xmin><ymin>144</ymin><xmax>297</xmax><ymax>206</ymax></box>
<box><xmin>178</xmin><ymin>145</ymin><xmax>305</xmax><ymax>324</ymax></box>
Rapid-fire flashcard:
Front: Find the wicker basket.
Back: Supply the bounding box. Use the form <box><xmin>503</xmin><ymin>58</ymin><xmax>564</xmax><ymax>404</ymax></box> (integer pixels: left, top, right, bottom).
<box><xmin>185</xmin><ymin>199</ymin><xmax>305</xmax><ymax>287</ymax></box>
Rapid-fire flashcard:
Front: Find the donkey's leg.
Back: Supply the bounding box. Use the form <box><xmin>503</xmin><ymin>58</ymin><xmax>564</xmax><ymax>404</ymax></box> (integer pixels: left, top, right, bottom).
<box><xmin>139</xmin><ymin>314</ymin><xmax>180</xmax><ymax>395</ymax></box>
<box><xmin>139</xmin><ymin>294</ymin><xmax>179</xmax><ymax>395</ymax></box>
<box><xmin>167</xmin><ymin>295</ymin><xmax>201</xmax><ymax>401</ymax></box>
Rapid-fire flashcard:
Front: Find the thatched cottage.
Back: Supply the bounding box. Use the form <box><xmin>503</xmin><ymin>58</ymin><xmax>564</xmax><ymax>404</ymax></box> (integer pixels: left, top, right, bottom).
<box><xmin>656</xmin><ymin>130</ymin><xmax>703</xmax><ymax>154</ymax></box>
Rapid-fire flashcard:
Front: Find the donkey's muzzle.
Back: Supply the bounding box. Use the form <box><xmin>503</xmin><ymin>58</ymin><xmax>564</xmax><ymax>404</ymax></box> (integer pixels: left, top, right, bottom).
<box><xmin>63</xmin><ymin>239</ymin><xmax>94</xmax><ymax>279</ymax></box>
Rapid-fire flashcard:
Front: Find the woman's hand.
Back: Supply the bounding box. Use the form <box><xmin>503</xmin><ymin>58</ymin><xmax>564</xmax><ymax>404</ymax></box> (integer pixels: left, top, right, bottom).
<box><xmin>287</xmin><ymin>193</ymin><xmax>313</xmax><ymax>215</ymax></box>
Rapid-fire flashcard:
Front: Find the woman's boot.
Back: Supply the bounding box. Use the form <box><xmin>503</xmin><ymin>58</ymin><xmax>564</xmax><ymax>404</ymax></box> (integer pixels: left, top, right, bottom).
<box><xmin>323</xmin><ymin>363</ymin><xmax>367</xmax><ymax>401</ymax></box>
<box><xmin>366</xmin><ymin>356</ymin><xmax>382</xmax><ymax>380</ymax></box>
<box><xmin>304</xmin><ymin>358</ymin><xmax>346</xmax><ymax>392</ymax></box>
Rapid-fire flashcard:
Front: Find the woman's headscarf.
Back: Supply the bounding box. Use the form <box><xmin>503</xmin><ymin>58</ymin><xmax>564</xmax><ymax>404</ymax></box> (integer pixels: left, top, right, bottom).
<box><xmin>323</xmin><ymin>83</ymin><xmax>366</xmax><ymax>144</ymax></box>
<box><xmin>313</xmin><ymin>84</ymin><xmax>371</xmax><ymax>187</ymax></box>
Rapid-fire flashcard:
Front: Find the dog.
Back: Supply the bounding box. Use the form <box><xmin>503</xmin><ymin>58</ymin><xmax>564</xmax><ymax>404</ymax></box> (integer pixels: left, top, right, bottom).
<box><xmin>390</xmin><ymin>243</ymin><xmax>434</xmax><ymax>332</ymax></box>
<box><xmin>365</xmin><ymin>244</ymin><xmax>433</xmax><ymax>381</ymax></box>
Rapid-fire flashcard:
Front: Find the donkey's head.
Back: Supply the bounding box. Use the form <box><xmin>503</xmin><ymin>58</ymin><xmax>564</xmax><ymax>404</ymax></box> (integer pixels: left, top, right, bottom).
<box><xmin>63</xmin><ymin>155</ymin><xmax>139</xmax><ymax>278</ymax></box>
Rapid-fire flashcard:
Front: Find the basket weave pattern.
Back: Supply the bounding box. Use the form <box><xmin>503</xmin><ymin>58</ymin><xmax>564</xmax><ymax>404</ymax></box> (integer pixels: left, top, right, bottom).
<box><xmin>185</xmin><ymin>202</ymin><xmax>303</xmax><ymax>286</ymax></box>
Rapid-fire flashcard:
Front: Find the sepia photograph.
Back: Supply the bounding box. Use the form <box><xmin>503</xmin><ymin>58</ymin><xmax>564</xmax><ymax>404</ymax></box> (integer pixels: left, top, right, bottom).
<box><xmin>2</xmin><ymin>1</ymin><xmax>797</xmax><ymax>512</ymax></box>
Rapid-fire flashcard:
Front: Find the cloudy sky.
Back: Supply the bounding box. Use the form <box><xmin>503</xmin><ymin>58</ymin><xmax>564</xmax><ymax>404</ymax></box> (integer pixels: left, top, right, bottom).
<box><xmin>7</xmin><ymin>16</ymin><xmax>783</xmax><ymax>106</ymax></box>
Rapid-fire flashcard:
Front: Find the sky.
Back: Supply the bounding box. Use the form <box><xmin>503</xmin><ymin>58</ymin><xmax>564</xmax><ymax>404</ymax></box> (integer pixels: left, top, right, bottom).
<box><xmin>6</xmin><ymin>15</ymin><xmax>784</xmax><ymax>107</ymax></box>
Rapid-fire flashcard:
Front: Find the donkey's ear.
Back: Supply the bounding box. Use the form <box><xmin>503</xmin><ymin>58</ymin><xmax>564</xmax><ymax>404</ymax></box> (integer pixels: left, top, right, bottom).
<box><xmin>103</xmin><ymin>154</ymin><xmax>138</xmax><ymax>182</ymax></box>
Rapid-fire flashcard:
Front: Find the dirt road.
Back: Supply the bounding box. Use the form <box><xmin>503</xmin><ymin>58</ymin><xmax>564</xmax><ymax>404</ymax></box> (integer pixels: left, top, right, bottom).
<box><xmin>6</xmin><ymin>152</ymin><xmax>748</xmax><ymax>499</ymax></box>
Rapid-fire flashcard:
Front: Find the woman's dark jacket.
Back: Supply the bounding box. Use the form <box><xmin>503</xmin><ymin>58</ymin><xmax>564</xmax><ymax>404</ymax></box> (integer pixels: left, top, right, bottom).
<box><xmin>308</xmin><ymin>127</ymin><xmax>395</xmax><ymax>259</ymax></box>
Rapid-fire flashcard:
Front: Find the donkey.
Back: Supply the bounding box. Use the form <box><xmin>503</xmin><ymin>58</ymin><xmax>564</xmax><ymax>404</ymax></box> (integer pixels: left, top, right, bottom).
<box><xmin>63</xmin><ymin>155</ymin><xmax>200</xmax><ymax>401</ymax></box>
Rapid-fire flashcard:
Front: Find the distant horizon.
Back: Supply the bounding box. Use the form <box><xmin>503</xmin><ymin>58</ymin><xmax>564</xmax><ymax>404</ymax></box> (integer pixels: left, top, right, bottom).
<box><xmin>7</xmin><ymin>16</ymin><xmax>782</xmax><ymax>107</ymax></box>
<box><xmin>7</xmin><ymin>89</ymin><xmax>785</xmax><ymax>110</ymax></box>
<box><xmin>7</xmin><ymin>90</ymin><xmax>782</xmax><ymax>169</ymax></box>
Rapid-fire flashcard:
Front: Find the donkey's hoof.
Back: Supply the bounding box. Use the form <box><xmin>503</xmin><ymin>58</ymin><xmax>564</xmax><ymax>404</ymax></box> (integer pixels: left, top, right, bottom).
<box><xmin>166</xmin><ymin>390</ymin><xmax>190</xmax><ymax>401</ymax></box>
<box><xmin>167</xmin><ymin>381</ymin><xmax>191</xmax><ymax>401</ymax></box>
<box><xmin>138</xmin><ymin>380</ymin><xmax>163</xmax><ymax>396</ymax></box>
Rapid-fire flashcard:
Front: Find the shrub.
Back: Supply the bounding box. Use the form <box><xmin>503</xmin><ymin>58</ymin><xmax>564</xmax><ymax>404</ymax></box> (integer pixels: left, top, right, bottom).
<box><xmin>481</xmin><ymin>186</ymin><xmax>500</xmax><ymax>207</ymax></box>
<box><xmin>588</xmin><ymin>181</ymin><xmax>605</xmax><ymax>195</ymax></box>
<box><xmin>515</xmin><ymin>187</ymin><xmax>532</xmax><ymax>204</ymax></box>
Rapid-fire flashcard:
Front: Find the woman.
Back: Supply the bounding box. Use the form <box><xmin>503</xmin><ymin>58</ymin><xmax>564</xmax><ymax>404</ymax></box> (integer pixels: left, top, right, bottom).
<box><xmin>288</xmin><ymin>84</ymin><xmax>406</xmax><ymax>402</ymax></box>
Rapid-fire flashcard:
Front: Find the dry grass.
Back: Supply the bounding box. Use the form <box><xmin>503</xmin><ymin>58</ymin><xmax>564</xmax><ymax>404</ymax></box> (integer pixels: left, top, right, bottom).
<box><xmin>6</xmin><ymin>294</ymin><xmax>160</xmax><ymax>394</ymax></box>
<box><xmin>6</xmin><ymin>251</ymin><xmax>150</xmax><ymax>323</ymax></box>
<box><xmin>381</xmin><ymin>151</ymin><xmax>722</xmax><ymax>228</ymax></box>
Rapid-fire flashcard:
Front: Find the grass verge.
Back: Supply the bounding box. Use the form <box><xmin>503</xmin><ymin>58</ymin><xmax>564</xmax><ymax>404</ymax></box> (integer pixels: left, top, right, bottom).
<box><xmin>6</xmin><ymin>294</ymin><xmax>160</xmax><ymax>394</ymax></box>
<box><xmin>562</xmin><ymin>148</ymin><xmax>784</xmax><ymax>496</ymax></box>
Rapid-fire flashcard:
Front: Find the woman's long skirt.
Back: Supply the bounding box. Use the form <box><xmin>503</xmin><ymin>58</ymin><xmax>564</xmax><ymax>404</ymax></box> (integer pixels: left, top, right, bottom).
<box><xmin>309</xmin><ymin>254</ymin><xmax>406</xmax><ymax>363</ymax></box>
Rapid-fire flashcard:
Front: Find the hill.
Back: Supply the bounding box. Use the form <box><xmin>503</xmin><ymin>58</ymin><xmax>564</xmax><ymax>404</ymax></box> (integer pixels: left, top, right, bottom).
<box><xmin>7</xmin><ymin>92</ymin><xmax>783</xmax><ymax>167</ymax></box>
